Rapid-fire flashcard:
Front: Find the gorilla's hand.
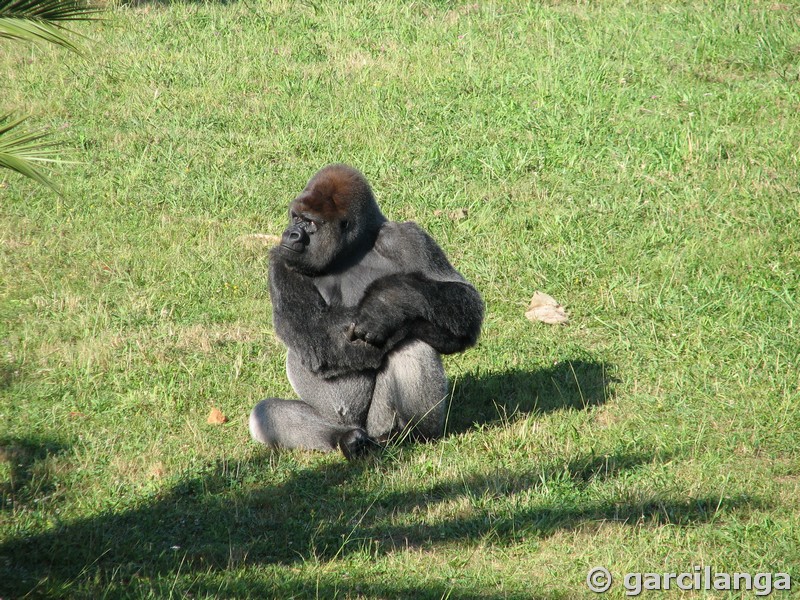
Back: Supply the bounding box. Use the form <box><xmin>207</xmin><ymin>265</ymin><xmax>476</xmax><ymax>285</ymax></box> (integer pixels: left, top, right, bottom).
<box><xmin>347</xmin><ymin>279</ymin><xmax>417</xmax><ymax>346</ymax></box>
<box><xmin>303</xmin><ymin>325</ymin><xmax>387</xmax><ymax>377</ymax></box>
<box><xmin>346</xmin><ymin>303</ymin><xmax>407</xmax><ymax>346</ymax></box>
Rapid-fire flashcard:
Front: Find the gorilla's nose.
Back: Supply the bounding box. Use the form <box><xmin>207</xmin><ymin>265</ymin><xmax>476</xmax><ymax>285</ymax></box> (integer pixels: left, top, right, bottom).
<box><xmin>282</xmin><ymin>224</ymin><xmax>309</xmax><ymax>250</ymax></box>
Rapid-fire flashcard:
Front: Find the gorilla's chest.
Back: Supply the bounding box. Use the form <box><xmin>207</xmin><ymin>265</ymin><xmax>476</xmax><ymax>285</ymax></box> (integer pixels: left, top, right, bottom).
<box><xmin>313</xmin><ymin>250</ymin><xmax>397</xmax><ymax>307</ymax></box>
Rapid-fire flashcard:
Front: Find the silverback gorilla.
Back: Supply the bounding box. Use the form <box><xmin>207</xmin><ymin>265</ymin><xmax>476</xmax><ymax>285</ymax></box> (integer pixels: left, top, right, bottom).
<box><xmin>249</xmin><ymin>164</ymin><xmax>484</xmax><ymax>459</ymax></box>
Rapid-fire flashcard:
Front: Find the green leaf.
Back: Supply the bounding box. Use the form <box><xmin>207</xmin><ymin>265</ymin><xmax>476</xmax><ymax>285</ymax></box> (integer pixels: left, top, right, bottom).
<box><xmin>0</xmin><ymin>114</ymin><xmax>64</xmax><ymax>196</ymax></box>
<box><xmin>0</xmin><ymin>0</ymin><xmax>101</xmax><ymax>21</ymax></box>
<box><xmin>0</xmin><ymin>0</ymin><xmax>101</xmax><ymax>53</ymax></box>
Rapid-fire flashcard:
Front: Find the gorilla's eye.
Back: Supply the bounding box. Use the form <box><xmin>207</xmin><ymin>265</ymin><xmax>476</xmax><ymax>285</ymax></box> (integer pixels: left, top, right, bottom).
<box><xmin>341</xmin><ymin>220</ymin><xmax>349</xmax><ymax>230</ymax></box>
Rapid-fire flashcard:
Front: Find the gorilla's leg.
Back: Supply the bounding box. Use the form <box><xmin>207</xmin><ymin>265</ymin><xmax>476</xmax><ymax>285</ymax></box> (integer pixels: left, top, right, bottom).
<box><xmin>249</xmin><ymin>398</ymin><xmax>366</xmax><ymax>454</ymax></box>
<box><xmin>366</xmin><ymin>340</ymin><xmax>448</xmax><ymax>441</ymax></box>
<box><xmin>249</xmin><ymin>350</ymin><xmax>376</xmax><ymax>457</ymax></box>
<box><xmin>285</xmin><ymin>349</ymin><xmax>375</xmax><ymax>425</ymax></box>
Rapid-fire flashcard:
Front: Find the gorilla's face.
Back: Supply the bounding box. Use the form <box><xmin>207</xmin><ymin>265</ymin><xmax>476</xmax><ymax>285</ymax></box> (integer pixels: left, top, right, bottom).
<box><xmin>277</xmin><ymin>206</ymin><xmax>348</xmax><ymax>274</ymax></box>
<box><xmin>279</xmin><ymin>212</ymin><xmax>316</xmax><ymax>254</ymax></box>
<box><xmin>275</xmin><ymin>164</ymin><xmax>386</xmax><ymax>275</ymax></box>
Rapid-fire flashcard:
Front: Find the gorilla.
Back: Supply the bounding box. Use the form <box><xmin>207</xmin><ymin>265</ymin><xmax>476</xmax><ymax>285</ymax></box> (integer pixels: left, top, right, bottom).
<box><xmin>249</xmin><ymin>164</ymin><xmax>484</xmax><ymax>459</ymax></box>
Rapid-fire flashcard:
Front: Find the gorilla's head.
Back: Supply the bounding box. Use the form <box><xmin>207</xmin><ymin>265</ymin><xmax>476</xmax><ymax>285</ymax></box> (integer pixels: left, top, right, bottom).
<box><xmin>277</xmin><ymin>164</ymin><xmax>386</xmax><ymax>274</ymax></box>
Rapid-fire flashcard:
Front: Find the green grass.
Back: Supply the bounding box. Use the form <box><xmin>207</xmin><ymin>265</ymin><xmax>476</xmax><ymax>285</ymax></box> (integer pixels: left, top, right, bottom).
<box><xmin>2</xmin><ymin>0</ymin><xmax>799</xmax><ymax>597</ymax></box>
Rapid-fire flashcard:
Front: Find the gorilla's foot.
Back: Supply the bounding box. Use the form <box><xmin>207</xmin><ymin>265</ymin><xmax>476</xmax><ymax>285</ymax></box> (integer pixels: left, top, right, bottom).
<box><xmin>338</xmin><ymin>428</ymin><xmax>378</xmax><ymax>461</ymax></box>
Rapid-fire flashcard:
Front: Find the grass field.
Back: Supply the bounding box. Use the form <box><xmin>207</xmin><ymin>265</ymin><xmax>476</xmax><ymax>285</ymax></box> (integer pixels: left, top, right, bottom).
<box><xmin>2</xmin><ymin>0</ymin><xmax>799</xmax><ymax>597</ymax></box>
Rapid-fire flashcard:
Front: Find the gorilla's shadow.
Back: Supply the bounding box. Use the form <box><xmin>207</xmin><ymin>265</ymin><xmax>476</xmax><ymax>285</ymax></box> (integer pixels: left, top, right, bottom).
<box><xmin>1</xmin><ymin>441</ymin><xmax>766</xmax><ymax>599</ymax></box>
<box><xmin>447</xmin><ymin>359</ymin><xmax>616</xmax><ymax>435</ymax></box>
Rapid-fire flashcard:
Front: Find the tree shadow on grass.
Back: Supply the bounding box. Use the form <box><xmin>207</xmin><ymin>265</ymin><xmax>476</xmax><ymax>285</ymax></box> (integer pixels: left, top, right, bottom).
<box><xmin>0</xmin><ymin>440</ymin><xmax>764</xmax><ymax>598</ymax></box>
<box><xmin>0</xmin><ymin>434</ymin><xmax>69</xmax><ymax>510</ymax></box>
<box><xmin>447</xmin><ymin>359</ymin><xmax>617</xmax><ymax>434</ymax></box>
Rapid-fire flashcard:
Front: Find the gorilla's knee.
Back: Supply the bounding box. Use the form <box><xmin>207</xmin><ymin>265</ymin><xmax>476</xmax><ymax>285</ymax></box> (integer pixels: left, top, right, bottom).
<box><xmin>249</xmin><ymin>398</ymin><xmax>280</xmax><ymax>447</ymax></box>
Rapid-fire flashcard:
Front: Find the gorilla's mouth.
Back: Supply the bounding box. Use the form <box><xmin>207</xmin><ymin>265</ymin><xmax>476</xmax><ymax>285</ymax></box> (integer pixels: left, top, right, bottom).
<box><xmin>280</xmin><ymin>242</ymin><xmax>306</xmax><ymax>253</ymax></box>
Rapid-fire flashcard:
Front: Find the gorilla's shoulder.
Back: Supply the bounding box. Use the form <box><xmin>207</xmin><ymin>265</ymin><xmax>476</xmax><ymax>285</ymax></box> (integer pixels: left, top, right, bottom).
<box><xmin>374</xmin><ymin>221</ymin><xmax>462</xmax><ymax>278</ymax></box>
<box><xmin>374</xmin><ymin>221</ymin><xmax>431</xmax><ymax>257</ymax></box>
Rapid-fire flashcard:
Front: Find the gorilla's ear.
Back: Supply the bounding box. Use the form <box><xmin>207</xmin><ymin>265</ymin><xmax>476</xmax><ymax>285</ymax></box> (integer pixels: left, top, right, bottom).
<box><xmin>341</xmin><ymin>220</ymin><xmax>349</xmax><ymax>230</ymax></box>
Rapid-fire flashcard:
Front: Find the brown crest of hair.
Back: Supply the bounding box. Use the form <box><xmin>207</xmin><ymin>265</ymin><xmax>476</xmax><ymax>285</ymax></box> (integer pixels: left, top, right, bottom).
<box><xmin>292</xmin><ymin>164</ymin><xmax>369</xmax><ymax>222</ymax></box>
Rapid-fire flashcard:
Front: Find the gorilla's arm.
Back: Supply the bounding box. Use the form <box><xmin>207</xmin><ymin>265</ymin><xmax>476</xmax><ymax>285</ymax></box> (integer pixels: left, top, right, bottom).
<box><xmin>269</xmin><ymin>253</ymin><xmax>398</xmax><ymax>378</ymax></box>
<box><xmin>351</xmin><ymin>273</ymin><xmax>483</xmax><ymax>353</ymax></box>
<box><xmin>349</xmin><ymin>223</ymin><xmax>484</xmax><ymax>353</ymax></box>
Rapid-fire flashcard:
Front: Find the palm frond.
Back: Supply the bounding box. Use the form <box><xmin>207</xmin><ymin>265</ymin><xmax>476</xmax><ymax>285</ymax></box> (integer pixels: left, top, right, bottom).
<box><xmin>0</xmin><ymin>114</ymin><xmax>64</xmax><ymax>196</ymax></box>
<box><xmin>0</xmin><ymin>0</ymin><xmax>101</xmax><ymax>53</ymax></box>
